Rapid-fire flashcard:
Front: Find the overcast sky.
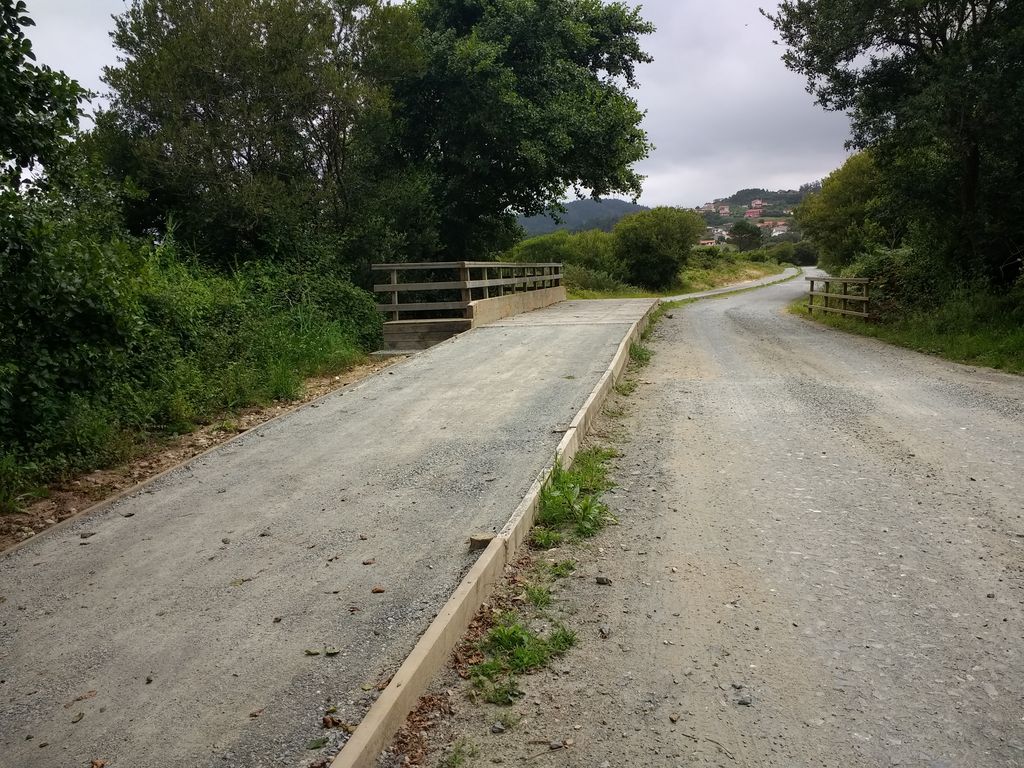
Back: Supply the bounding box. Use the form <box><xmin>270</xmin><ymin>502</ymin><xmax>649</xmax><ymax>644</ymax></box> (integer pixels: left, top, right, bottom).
<box><xmin>26</xmin><ymin>0</ymin><xmax>851</xmax><ymax>207</ymax></box>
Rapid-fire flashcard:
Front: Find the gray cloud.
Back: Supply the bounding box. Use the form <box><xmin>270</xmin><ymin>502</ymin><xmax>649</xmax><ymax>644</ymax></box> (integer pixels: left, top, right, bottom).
<box><xmin>25</xmin><ymin>0</ymin><xmax>850</xmax><ymax>205</ymax></box>
<box><xmin>632</xmin><ymin>0</ymin><xmax>851</xmax><ymax>204</ymax></box>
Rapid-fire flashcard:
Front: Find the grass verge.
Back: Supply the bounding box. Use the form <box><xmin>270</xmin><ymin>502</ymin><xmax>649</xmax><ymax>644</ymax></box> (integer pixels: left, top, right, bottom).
<box><xmin>568</xmin><ymin>259</ymin><xmax>785</xmax><ymax>300</ymax></box>
<box><xmin>788</xmin><ymin>294</ymin><xmax>1024</xmax><ymax>374</ymax></box>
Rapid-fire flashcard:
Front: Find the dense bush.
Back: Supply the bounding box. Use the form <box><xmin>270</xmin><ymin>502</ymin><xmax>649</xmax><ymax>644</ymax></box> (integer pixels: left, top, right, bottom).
<box><xmin>0</xmin><ymin>201</ymin><xmax>381</xmax><ymax>510</ymax></box>
<box><xmin>612</xmin><ymin>207</ymin><xmax>705</xmax><ymax>289</ymax></box>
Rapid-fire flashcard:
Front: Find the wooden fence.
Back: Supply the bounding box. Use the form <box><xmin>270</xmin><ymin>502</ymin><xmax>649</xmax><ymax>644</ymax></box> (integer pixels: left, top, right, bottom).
<box><xmin>806</xmin><ymin>276</ymin><xmax>871</xmax><ymax>319</ymax></box>
<box><xmin>372</xmin><ymin>262</ymin><xmax>563</xmax><ymax>321</ymax></box>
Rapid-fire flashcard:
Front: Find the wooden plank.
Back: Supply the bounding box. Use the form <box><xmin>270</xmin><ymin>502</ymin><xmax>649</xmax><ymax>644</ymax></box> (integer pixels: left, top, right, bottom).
<box><xmin>804</xmin><ymin>276</ymin><xmax>870</xmax><ymax>284</ymax></box>
<box><xmin>373</xmin><ymin>280</ymin><xmax>467</xmax><ymax>292</ymax></box>
<box><xmin>376</xmin><ymin>301</ymin><xmax>470</xmax><ymax>313</ymax></box>
<box><xmin>372</xmin><ymin>261</ymin><xmax>562</xmax><ymax>270</ymax></box>
<box><xmin>808</xmin><ymin>291</ymin><xmax>869</xmax><ymax>302</ymax></box>
<box><xmin>814</xmin><ymin>305</ymin><xmax>870</xmax><ymax>318</ymax></box>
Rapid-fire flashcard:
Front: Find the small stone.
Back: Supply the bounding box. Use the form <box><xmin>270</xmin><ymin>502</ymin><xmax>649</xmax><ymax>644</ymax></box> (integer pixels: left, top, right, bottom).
<box><xmin>669</xmin><ymin>713</ymin><xmax>680</xmax><ymax>723</ymax></box>
<box><xmin>71</xmin><ymin>712</ymin><xmax>84</xmax><ymax>723</ymax></box>
<box><xmin>273</xmin><ymin>617</ymin><xmax>282</xmax><ymax>624</ymax></box>
<box><xmin>469</xmin><ymin>533</ymin><xmax>495</xmax><ymax>551</ymax></box>
<box><xmin>491</xmin><ymin>722</ymin><xmax>506</xmax><ymax>734</ymax></box>
<box><xmin>221</xmin><ymin>538</ymin><xmax>231</xmax><ymax>545</ymax></box>
<box><xmin>987</xmin><ymin>593</ymin><xmax>995</xmax><ymax>598</ymax></box>
<box><xmin>549</xmin><ymin>741</ymin><xmax>563</xmax><ymax>751</ymax></box>
<box><xmin>737</xmin><ymin>695</ymin><xmax>753</xmax><ymax>707</ymax></box>
<box><xmin>359</xmin><ymin>534</ymin><xmax>368</xmax><ymax>541</ymax></box>
<box><xmin>371</xmin><ymin>586</ymin><xmax>385</xmax><ymax>594</ymax></box>
<box><xmin>362</xmin><ymin>558</ymin><xmax>376</xmax><ymax>566</ymax></box>
<box><xmin>145</xmin><ymin>676</ymin><xmax>153</xmax><ymax>684</ymax></box>
<box><xmin>596</xmin><ymin>576</ymin><xmax>612</xmax><ymax>586</ymax></box>
<box><xmin>80</xmin><ymin>531</ymin><xmax>96</xmax><ymax>539</ymax></box>
<box><xmin>599</xmin><ymin>625</ymin><xmax>612</xmax><ymax>639</ymax></box>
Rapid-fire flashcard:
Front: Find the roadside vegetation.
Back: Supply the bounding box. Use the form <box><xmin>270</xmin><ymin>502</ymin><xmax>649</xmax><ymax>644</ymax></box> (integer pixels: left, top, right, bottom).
<box><xmin>790</xmin><ymin>292</ymin><xmax>1024</xmax><ymax>373</ymax></box>
<box><xmin>507</xmin><ymin>226</ymin><xmax>791</xmax><ymax>300</ymax></box>
<box><xmin>765</xmin><ymin>2</ymin><xmax>1023</xmax><ymax>373</ymax></box>
<box><xmin>0</xmin><ymin>0</ymin><xmax>656</xmax><ymax>511</ymax></box>
<box><xmin>530</xmin><ymin>447</ymin><xmax>618</xmax><ymax>550</ymax></box>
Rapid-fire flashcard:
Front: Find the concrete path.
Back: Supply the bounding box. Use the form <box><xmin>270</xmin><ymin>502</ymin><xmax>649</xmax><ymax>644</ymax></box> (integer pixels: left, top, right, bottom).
<box><xmin>660</xmin><ymin>266</ymin><xmax>799</xmax><ymax>302</ymax></box>
<box><xmin>0</xmin><ymin>299</ymin><xmax>654</xmax><ymax>768</ymax></box>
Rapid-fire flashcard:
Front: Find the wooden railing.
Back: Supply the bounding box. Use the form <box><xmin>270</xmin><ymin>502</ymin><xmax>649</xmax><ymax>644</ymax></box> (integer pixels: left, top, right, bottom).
<box><xmin>372</xmin><ymin>262</ymin><xmax>563</xmax><ymax>321</ymax></box>
<box><xmin>806</xmin><ymin>276</ymin><xmax>871</xmax><ymax>319</ymax></box>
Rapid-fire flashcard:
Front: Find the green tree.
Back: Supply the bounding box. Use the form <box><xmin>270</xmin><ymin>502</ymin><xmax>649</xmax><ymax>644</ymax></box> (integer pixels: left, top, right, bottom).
<box><xmin>0</xmin><ymin>0</ymin><xmax>85</xmax><ymax>187</ymax></box>
<box><xmin>765</xmin><ymin>0</ymin><xmax>1024</xmax><ymax>286</ymax></box>
<box><xmin>612</xmin><ymin>207</ymin><xmax>704</xmax><ymax>290</ymax></box>
<box><xmin>727</xmin><ymin>220</ymin><xmax>762</xmax><ymax>252</ymax></box>
<box><xmin>97</xmin><ymin>0</ymin><xmax>431</xmax><ymax>271</ymax></box>
<box><xmin>795</xmin><ymin>152</ymin><xmax>887</xmax><ymax>272</ymax></box>
<box><xmin>399</xmin><ymin>0</ymin><xmax>655</xmax><ymax>259</ymax></box>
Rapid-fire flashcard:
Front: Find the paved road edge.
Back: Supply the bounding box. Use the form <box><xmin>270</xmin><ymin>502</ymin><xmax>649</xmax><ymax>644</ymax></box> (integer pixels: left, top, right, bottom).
<box><xmin>330</xmin><ymin>299</ymin><xmax>660</xmax><ymax>768</ymax></box>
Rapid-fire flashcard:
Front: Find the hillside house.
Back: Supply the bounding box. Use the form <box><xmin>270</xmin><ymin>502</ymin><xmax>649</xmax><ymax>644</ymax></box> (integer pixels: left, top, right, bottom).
<box><xmin>718</xmin><ymin>205</ymin><xmax>731</xmax><ymax>215</ymax></box>
<box><xmin>744</xmin><ymin>209</ymin><xmax>763</xmax><ymax>219</ymax></box>
<box><xmin>751</xmin><ymin>198</ymin><xmax>765</xmax><ymax>208</ymax></box>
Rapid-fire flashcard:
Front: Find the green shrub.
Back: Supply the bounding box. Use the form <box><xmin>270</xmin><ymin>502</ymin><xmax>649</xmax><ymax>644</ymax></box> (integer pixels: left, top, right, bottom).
<box><xmin>0</xmin><ymin>210</ymin><xmax>380</xmax><ymax>510</ymax></box>
<box><xmin>612</xmin><ymin>207</ymin><xmax>705</xmax><ymax>289</ymax></box>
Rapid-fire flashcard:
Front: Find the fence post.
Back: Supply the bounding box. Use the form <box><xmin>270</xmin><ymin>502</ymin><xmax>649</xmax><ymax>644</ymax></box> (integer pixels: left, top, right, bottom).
<box><xmin>808</xmin><ymin>278</ymin><xmax>815</xmax><ymax>315</ymax></box>
<box><xmin>389</xmin><ymin>269</ymin><xmax>399</xmax><ymax>322</ymax></box>
<box><xmin>459</xmin><ymin>263</ymin><xmax>472</xmax><ymax>318</ymax></box>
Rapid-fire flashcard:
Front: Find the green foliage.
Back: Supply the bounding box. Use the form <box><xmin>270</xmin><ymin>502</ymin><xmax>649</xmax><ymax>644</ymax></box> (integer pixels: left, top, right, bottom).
<box><xmin>612</xmin><ymin>207</ymin><xmax>705</xmax><ymax>289</ymax></box>
<box><xmin>792</xmin><ymin>240</ymin><xmax>819</xmax><ymax>266</ymax></box>
<box><xmin>0</xmin><ymin>0</ymin><xmax>86</xmax><ymax>186</ymax></box>
<box><xmin>767</xmin><ymin>0</ymin><xmax>1024</xmax><ymax>287</ymax></box>
<box><xmin>530</xmin><ymin>527</ymin><xmax>564</xmax><ymax>550</ymax></box>
<box><xmin>548</xmin><ymin>559</ymin><xmax>576</xmax><ymax>579</ymax></box>
<box><xmin>98</xmin><ymin>0</ymin><xmax>434</xmax><ymax>270</ymax></box>
<box><xmin>795</xmin><ymin>153</ymin><xmax>889</xmax><ymax>272</ymax></box>
<box><xmin>0</xmin><ymin>189</ymin><xmax>380</xmax><ymax>510</ymax></box>
<box><xmin>793</xmin><ymin>277</ymin><xmax>1024</xmax><ymax>373</ymax></box>
<box><xmin>628</xmin><ymin>343</ymin><xmax>652</xmax><ymax>366</ymax></box>
<box><xmin>471</xmin><ymin>612</ymin><xmax>576</xmax><ymax>704</ymax></box>
<box><xmin>404</xmin><ymin>0</ymin><xmax>655</xmax><ymax>259</ymax></box>
<box><xmin>537</xmin><ymin>449</ymin><xmax>616</xmax><ymax>540</ymax></box>
<box><xmin>727</xmin><ymin>220</ymin><xmax>763</xmax><ymax>252</ymax></box>
<box><xmin>438</xmin><ymin>739</ymin><xmax>478</xmax><ymax>768</ymax></box>
<box><xmin>524</xmin><ymin>584</ymin><xmax>552</xmax><ymax>608</ymax></box>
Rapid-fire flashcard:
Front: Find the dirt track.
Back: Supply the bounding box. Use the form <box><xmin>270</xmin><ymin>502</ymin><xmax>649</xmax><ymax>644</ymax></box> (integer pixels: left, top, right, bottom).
<box><xmin>428</xmin><ymin>274</ymin><xmax>1024</xmax><ymax>766</ymax></box>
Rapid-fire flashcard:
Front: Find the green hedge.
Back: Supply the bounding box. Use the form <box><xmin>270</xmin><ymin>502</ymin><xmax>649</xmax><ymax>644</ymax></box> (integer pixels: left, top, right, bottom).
<box><xmin>0</xmin><ymin>210</ymin><xmax>381</xmax><ymax>511</ymax></box>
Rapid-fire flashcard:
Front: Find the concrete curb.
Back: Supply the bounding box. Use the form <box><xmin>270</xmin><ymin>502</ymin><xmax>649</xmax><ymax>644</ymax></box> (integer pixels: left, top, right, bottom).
<box><xmin>330</xmin><ymin>298</ymin><xmax>660</xmax><ymax>768</ymax></box>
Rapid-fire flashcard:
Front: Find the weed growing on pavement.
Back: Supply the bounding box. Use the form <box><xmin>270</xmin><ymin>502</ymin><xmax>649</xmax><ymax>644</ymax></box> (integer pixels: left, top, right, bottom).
<box><xmin>548</xmin><ymin>559</ymin><xmax>577</xmax><ymax>578</ymax></box>
<box><xmin>536</xmin><ymin>448</ymin><xmax>617</xmax><ymax>542</ymax></box>
<box><xmin>438</xmin><ymin>738</ymin><xmax>478</xmax><ymax>767</ymax></box>
<box><xmin>524</xmin><ymin>583</ymin><xmax>552</xmax><ymax>608</ymax></box>
<box><xmin>629</xmin><ymin>342</ymin><xmax>653</xmax><ymax>366</ymax></box>
<box><xmin>614</xmin><ymin>378</ymin><xmax>638</xmax><ymax>396</ymax></box>
<box><xmin>530</xmin><ymin>527</ymin><xmax>564</xmax><ymax>550</ymax></box>
<box><xmin>470</xmin><ymin>612</ymin><xmax>576</xmax><ymax>705</ymax></box>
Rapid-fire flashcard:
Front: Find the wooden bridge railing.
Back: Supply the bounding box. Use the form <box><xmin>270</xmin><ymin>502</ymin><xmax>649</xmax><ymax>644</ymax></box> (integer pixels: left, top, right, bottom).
<box><xmin>372</xmin><ymin>262</ymin><xmax>563</xmax><ymax>321</ymax></box>
<box><xmin>806</xmin><ymin>276</ymin><xmax>871</xmax><ymax>319</ymax></box>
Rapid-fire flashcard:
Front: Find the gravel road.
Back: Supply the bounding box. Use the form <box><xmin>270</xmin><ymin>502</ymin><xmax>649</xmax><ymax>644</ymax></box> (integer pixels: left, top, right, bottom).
<box><xmin>430</xmin><ymin>274</ymin><xmax>1024</xmax><ymax>767</ymax></box>
<box><xmin>0</xmin><ymin>299</ymin><xmax>654</xmax><ymax>768</ymax></box>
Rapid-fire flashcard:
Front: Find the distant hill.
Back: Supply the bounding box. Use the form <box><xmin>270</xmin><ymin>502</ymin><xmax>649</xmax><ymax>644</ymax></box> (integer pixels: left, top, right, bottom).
<box><xmin>517</xmin><ymin>198</ymin><xmax>648</xmax><ymax>237</ymax></box>
<box><xmin>712</xmin><ymin>183</ymin><xmax>820</xmax><ymax>210</ymax></box>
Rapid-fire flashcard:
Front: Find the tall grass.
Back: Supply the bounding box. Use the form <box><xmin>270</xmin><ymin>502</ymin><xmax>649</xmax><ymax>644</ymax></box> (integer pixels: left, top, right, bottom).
<box><xmin>1</xmin><ymin>241</ymin><xmax>381</xmax><ymax>512</ymax></box>
<box><xmin>791</xmin><ymin>289</ymin><xmax>1024</xmax><ymax>373</ymax></box>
